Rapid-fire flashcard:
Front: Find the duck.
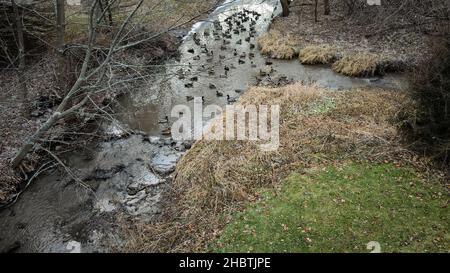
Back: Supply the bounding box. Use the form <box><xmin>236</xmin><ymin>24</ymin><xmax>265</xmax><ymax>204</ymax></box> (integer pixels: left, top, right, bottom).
<box><xmin>177</xmin><ymin>68</ymin><xmax>185</xmax><ymax>79</ymax></box>
<box><xmin>187</xmin><ymin>48</ymin><xmax>195</xmax><ymax>54</ymax></box>
<box><xmin>234</xmin><ymin>89</ymin><xmax>243</xmax><ymax>93</ymax></box>
<box><xmin>159</xmin><ymin>116</ymin><xmax>169</xmax><ymax>124</ymax></box>
<box><xmin>185</xmin><ymin>83</ymin><xmax>194</xmax><ymax>88</ymax></box>
<box><xmin>216</xmin><ymin>90</ymin><xmax>223</xmax><ymax>97</ymax></box>
<box><xmin>161</xmin><ymin>127</ymin><xmax>171</xmax><ymax>136</ymax></box>
<box><xmin>226</xmin><ymin>95</ymin><xmax>237</xmax><ymax>103</ymax></box>
<box><xmin>186</xmin><ymin>95</ymin><xmax>194</xmax><ymax>101</ymax></box>
<box><xmin>209</xmin><ymin>83</ymin><xmax>217</xmax><ymax>89</ymax></box>
<box><xmin>250</xmin><ymin>43</ymin><xmax>255</xmax><ymax>50</ymax></box>
<box><xmin>265</xmin><ymin>59</ymin><xmax>273</xmax><ymax>65</ymax></box>
<box><xmin>193</xmin><ymin>55</ymin><xmax>201</xmax><ymax>61</ymax></box>
<box><xmin>190</xmin><ymin>76</ymin><xmax>198</xmax><ymax>82</ymax></box>
<box><xmin>236</xmin><ymin>39</ymin><xmax>242</xmax><ymax>45</ymax></box>
<box><xmin>238</xmin><ymin>59</ymin><xmax>245</xmax><ymax>65</ymax></box>
<box><xmin>197</xmin><ymin>65</ymin><xmax>206</xmax><ymax>72</ymax></box>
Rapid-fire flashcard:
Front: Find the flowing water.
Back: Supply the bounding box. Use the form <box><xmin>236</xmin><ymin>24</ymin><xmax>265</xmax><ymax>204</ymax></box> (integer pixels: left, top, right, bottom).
<box><xmin>0</xmin><ymin>0</ymin><xmax>406</xmax><ymax>253</ymax></box>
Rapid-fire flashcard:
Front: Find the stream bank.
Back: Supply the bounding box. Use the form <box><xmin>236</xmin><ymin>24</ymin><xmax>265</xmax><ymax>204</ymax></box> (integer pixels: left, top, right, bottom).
<box><xmin>0</xmin><ymin>0</ymin><xmax>407</xmax><ymax>253</ymax></box>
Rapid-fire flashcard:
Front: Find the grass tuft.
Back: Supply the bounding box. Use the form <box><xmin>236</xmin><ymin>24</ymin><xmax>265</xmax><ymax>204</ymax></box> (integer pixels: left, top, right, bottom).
<box><xmin>257</xmin><ymin>30</ymin><xmax>299</xmax><ymax>59</ymax></box>
<box><xmin>299</xmin><ymin>45</ymin><xmax>338</xmax><ymax>65</ymax></box>
<box><xmin>332</xmin><ymin>53</ymin><xmax>383</xmax><ymax>77</ymax></box>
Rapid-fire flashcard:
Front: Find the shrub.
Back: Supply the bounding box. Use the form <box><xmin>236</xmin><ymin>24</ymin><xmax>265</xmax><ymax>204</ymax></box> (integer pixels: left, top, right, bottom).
<box><xmin>401</xmin><ymin>37</ymin><xmax>450</xmax><ymax>168</ymax></box>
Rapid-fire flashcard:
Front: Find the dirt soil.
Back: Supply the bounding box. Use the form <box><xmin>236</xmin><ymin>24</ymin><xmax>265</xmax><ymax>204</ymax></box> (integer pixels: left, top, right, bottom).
<box><xmin>268</xmin><ymin>1</ymin><xmax>437</xmax><ymax>66</ymax></box>
<box><xmin>0</xmin><ymin>58</ymin><xmax>56</xmax><ymax>205</ymax></box>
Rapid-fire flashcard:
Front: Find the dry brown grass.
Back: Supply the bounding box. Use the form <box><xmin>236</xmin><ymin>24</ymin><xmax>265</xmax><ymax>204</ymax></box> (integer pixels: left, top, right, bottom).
<box><xmin>257</xmin><ymin>30</ymin><xmax>299</xmax><ymax>59</ymax></box>
<box><xmin>299</xmin><ymin>45</ymin><xmax>338</xmax><ymax>65</ymax></box>
<box><xmin>331</xmin><ymin>52</ymin><xmax>384</xmax><ymax>77</ymax></box>
<box><xmin>119</xmin><ymin>83</ymin><xmax>435</xmax><ymax>253</ymax></box>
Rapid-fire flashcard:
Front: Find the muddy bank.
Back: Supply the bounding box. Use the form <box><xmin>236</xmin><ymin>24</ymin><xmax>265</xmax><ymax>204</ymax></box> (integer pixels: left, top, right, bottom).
<box><xmin>0</xmin><ymin>0</ymin><xmax>407</xmax><ymax>253</ymax></box>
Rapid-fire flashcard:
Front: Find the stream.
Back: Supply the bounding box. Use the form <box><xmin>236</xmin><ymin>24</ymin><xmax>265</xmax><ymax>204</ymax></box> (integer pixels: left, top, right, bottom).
<box><xmin>0</xmin><ymin>0</ymin><xmax>406</xmax><ymax>253</ymax></box>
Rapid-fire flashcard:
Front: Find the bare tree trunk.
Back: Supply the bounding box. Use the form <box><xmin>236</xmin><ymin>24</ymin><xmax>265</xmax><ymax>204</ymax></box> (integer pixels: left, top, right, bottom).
<box><xmin>314</xmin><ymin>0</ymin><xmax>319</xmax><ymax>22</ymax></box>
<box><xmin>324</xmin><ymin>0</ymin><xmax>330</xmax><ymax>15</ymax></box>
<box><xmin>11</xmin><ymin>0</ymin><xmax>28</xmax><ymax>117</ymax></box>
<box><xmin>280</xmin><ymin>0</ymin><xmax>290</xmax><ymax>17</ymax></box>
<box><xmin>56</xmin><ymin>0</ymin><xmax>66</xmax><ymax>94</ymax></box>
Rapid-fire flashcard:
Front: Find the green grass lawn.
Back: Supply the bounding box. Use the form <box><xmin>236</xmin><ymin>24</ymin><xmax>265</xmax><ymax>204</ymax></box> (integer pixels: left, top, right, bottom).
<box><xmin>213</xmin><ymin>164</ymin><xmax>449</xmax><ymax>253</ymax></box>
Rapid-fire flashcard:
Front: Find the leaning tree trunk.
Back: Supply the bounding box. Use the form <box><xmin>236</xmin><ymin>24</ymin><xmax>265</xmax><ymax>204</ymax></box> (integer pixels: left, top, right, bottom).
<box><xmin>280</xmin><ymin>0</ymin><xmax>290</xmax><ymax>17</ymax></box>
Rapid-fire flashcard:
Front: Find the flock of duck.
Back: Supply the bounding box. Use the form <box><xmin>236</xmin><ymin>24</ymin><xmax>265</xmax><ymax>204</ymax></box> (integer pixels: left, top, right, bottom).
<box><xmin>160</xmin><ymin>8</ymin><xmax>283</xmax><ymax>135</ymax></box>
<box><xmin>178</xmin><ymin>8</ymin><xmax>264</xmax><ymax>104</ymax></box>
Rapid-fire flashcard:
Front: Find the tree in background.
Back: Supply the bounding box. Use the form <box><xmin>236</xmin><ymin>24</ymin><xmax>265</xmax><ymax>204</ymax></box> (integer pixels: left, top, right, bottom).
<box><xmin>280</xmin><ymin>0</ymin><xmax>290</xmax><ymax>17</ymax></box>
<box><xmin>10</xmin><ymin>0</ymin><xmax>27</xmax><ymax>116</ymax></box>
<box><xmin>324</xmin><ymin>0</ymin><xmax>330</xmax><ymax>15</ymax></box>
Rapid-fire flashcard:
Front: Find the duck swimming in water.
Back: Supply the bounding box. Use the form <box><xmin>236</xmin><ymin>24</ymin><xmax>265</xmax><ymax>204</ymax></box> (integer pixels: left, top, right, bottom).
<box><xmin>159</xmin><ymin>116</ymin><xmax>169</xmax><ymax>124</ymax></box>
<box><xmin>161</xmin><ymin>127</ymin><xmax>171</xmax><ymax>136</ymax></box>
<box><xmin>226</xmin><ymin>95</ymin><xmax>237</xmax><ymax>103</ymax></box>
